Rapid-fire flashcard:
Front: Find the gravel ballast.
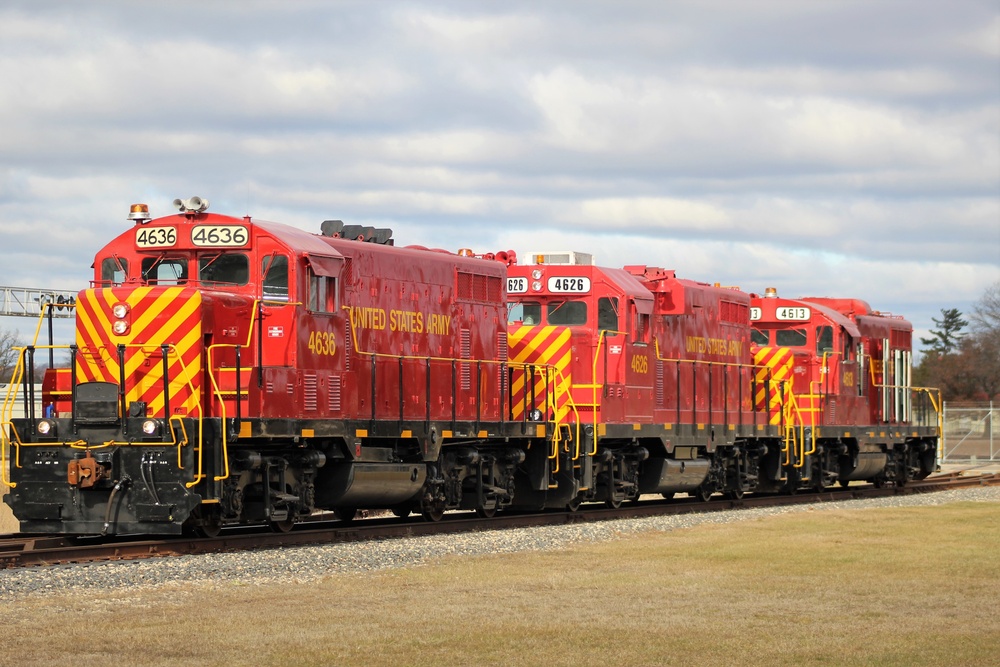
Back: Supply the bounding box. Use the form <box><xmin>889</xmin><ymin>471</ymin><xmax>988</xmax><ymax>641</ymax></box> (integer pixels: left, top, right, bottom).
<box><xmin>3</xmin><ymin>486</ymin><xmax>998</xmax><ymax>600</ymax></box>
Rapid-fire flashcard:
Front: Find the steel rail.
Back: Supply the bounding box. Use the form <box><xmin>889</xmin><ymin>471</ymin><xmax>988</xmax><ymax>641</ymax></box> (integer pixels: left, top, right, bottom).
<box><xmin>2</xmin><ymin>472</ymin><xmax>997</xmax><ymax>570</ymax></box>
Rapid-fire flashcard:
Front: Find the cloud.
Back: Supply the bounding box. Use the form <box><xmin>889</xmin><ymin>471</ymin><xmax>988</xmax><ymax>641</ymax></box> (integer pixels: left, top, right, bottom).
<box><xmin>0</xmin><ymin>0</ymin><xmax>996</xmax><ymax>345</ymax></box>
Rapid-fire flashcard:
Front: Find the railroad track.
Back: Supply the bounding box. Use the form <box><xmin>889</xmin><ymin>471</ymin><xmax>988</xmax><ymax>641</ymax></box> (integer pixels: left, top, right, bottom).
<box><xmin>2</xmin><ymin>472</ymin><xmax>997</xmax><ymax>570</ymax></box>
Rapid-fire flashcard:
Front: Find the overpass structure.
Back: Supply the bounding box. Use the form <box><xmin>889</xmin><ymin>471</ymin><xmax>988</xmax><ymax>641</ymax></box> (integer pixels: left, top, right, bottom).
<box><xmin>0</xmin><ymin>286</ymin><xmax>77</xmax><ymax>318</ymax></box>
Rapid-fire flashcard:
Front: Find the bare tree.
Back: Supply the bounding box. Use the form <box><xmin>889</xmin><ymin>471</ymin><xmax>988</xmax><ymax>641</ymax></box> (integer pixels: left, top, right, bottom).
<box><xmin>969</xmin><ymin>280</ymin><xmax>1000</xmax><ymax>335</ymax></box>
<box><xmin>967</xmin><ymin>280</ymin><xmax>1000</xmax><ymax>400</ymax></box>
<box><xmin>0</xmin><ymin>327</ymin><xmax>23</xmax><ymax>383</ymax></box>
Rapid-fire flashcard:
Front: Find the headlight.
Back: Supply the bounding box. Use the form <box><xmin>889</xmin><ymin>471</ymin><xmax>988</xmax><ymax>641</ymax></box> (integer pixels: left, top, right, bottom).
<box><xmin>112</xmin><ymin>320</ymin><xmax>129</xmax><ymax>335</ymax></box>
<box><xmin>112</xmin><ymin>303</ymin><xmax>130</xmax><ymax>319</ymax></box>
<box><xmin>529</xmin><ymin>408</ymin><xmax>544</xmax><ymax>422</ymax></box>
<box><xmin>142</xmin><ymin>419</ymin><xmax>161</xmax><ymax>436</ymax></box>
<box><xmin>531</xmin><ymin>281</ymin><xmax>542</xmax><ymax>292</ymax></box>
<box><xmin>37</xmin><ymin>419</ymin><xmax>56</xmax><ymax>436</ymax></box>
<box><xmin>531</xmin><ymin>269</ymin><xmax>542</xmax><ymax>280</ymax></box>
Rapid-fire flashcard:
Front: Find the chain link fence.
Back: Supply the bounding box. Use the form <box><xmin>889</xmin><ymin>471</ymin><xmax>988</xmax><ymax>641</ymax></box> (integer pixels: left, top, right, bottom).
<box><xmin>941</xmin><ymin>402</ymin><xmax>997</xmax><ymax>463</ymax></box>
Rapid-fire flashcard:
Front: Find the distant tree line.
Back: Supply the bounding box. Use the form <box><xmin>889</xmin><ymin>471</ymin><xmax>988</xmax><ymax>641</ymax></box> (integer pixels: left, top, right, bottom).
<box><xmin>914</xmin><ymin>281</ymin><xmax>1000</xmax><ymax>401</ymax></box>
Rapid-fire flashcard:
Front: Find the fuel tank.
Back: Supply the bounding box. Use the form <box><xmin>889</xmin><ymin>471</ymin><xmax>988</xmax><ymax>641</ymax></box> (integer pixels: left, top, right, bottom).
<box><xmin>314</xmin><ymin>462</ymin><xmax>427</xmax><ymax>508</ymax></box>
<box><xmin>638</xmin><ymin>458</ymin><xmax>710</xmax><ymax>494</ymax></box>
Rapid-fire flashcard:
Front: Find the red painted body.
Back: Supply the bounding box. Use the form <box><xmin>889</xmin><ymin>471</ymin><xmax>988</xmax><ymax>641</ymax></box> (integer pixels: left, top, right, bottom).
<box><xmin>750</xmin><ymin>292</ymin><xmax>916</xmax><ymax>429</ymax></box>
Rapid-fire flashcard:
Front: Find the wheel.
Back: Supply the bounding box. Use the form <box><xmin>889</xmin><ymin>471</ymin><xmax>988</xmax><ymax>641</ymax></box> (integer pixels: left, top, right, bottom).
<box><xmin>422</xmin><ymin>506</ymin><xmax>445</xmax><ymax>522</ymax></box>
<box><xmin>838</xmin><ymin>479</ymin><xmax>850</xmax><ymax>489</ymax></box>
<box><xmin>693</xmin><ymin>485</ymin><xmax>713</xmax><ymax>502</ymax></box>
<box><xmin>268</xmin><ymin>517</ymin><xmax>295</xmax><ymax>533</ymax></box>
<box><xmin>185</xmin><ymin>508</ymin><xmax>223</xmax><ymax>538</ymax></box>
<box><xmin>475</xmin><ymin>503</ymin><xmax>497</xmax><ymax>519</ymax></box>
<box><xmin>605</xmin><ymin>493</ymin><xmax>623</xmax><ymax>509</ymax></box>
<box><xmin>566</xmin><ymin>496</ymin><xmax>582</xmax><ymax>512</ymax></box>
<box><xmin>335</xmin><ymin>508</ymin><xmax>357</xmax><ymax>523</ymax></box>
<box><xmin>661</xmin><ymin>492</ymin><xmax>675</xmax><ymax>501</ymax></box>
<box><xmin>391</xmin><ymin>505</ymin><xmax>412</xmax><ymax>519</ymax></box>
<box><xmin>724</xmin><ymin>485</ymin><xmax>744</xmax><ymax>500</ymax></box>
<box><xmin>196</xmin><ymin>519</ymin><xmax>223</xmax><ymax>538</ymax></box>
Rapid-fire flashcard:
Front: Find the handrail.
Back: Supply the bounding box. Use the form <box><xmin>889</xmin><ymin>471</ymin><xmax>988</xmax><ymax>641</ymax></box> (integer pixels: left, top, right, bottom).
<box><xmin>206</xmin><ymin>343</ymin><xmax>245</xmax><ymax>482</ymax></box>
<box><xmin>342</xmin><ymin>304</ymin><xmax>568</xmax><ymax>424</ymax></box>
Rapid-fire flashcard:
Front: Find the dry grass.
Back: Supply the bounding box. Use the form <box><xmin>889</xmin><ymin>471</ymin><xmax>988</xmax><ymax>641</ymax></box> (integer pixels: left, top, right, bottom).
<box><xmin>0</xmin><ymin>487</ymin><xmax>15</xmax><ymax>534</ymax></box>
<box><xmin>1</xmin><ymin>501</ymin><xmax>998</xmax><ymax>667</ymax></box>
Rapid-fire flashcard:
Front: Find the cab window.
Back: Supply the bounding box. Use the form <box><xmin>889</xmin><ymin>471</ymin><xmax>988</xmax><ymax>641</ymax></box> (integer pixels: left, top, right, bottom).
<box><xmin>100</xmin><ymin>257</ymin><xmax>128</xmax><ymax>286</ymax></box>
<box><xmin>262</xmin><ymin>255</ymin><xmax>289</xmax><ymax>301</ymax></box>
<box><xmin>816</xmin><ymin>325</ymin><xmax>833</xmax><ymax>355</ymax></box>
<box><xmin>633</xmin><ymin>311</ymin><xmax>650</xmax><ymax>344</ymax></box>
<box><xmin>308</xmin><ymin>269</ymin><xmax>336</xmax><ymax>313</ymax></box>
<box><xmin>141</xmin><ymin>257</ymin><xmax>187</xmax><ymax>284</ymax></box>
<box><xmin>509</xmin><ymin>302</ymin><xmax>542</xmax><ymax>325</ymax></box>
<box><xmin>598</xmin><ymin>297</ymin><xmax>619</xmax><ymax>332</ymax></box>
<box><xmin>751</xmin><ymin>329</ymin><xmax>770</xmax><ymax>346</ymax></box>
<box><xmin>199</xmin><ymin>253</ymin><xmax>249</xmax><ymax>287</ymax></box>
<box><xmin>547</xmin><ymin>300</ymin><xmax>587</xmax><ymax>326</ymax></box>
<box><xmin>775</xmin><ymin>328</ymin><xmax>807</xmax><ymax>347</ymax></box>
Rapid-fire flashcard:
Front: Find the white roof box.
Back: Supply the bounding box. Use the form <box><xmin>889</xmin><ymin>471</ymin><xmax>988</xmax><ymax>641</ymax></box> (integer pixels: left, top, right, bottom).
<box><xmin>527</xmin><ymin>251</ymin><xmax>594</xmax><ymax>265</ymax></box>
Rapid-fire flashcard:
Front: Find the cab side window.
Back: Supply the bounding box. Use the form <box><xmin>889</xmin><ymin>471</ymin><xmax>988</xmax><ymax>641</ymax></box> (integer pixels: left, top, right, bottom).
<box><xmin>598</xmin><ymin>297</ymin><xmax>619</xmax><ymax>332</ymax></box>
<box><xmin>816</xmin><ymin>325</ymin><xmax>833</xmax><ymax>355</ymax></box>
<box><xmin>262</xmin><ymin>255</ymin><xmax>289</xmax><ymax>301</ymax></box>
<box><xmin>308</xmin><ymin>269</ymin><xmax>336</xmax><ymax>313</ymax></box>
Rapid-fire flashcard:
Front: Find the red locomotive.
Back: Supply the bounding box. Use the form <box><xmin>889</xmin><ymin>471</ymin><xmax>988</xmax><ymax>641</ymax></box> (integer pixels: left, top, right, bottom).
<box><xmin>1</xmin><ymin>199</ymin><xmax>940</xmax><ymax>535</ymax></box>
<box><xmin>750</xmin><ymin>288</ymin><xmax>938</xmax><ymax>488</ymax></box>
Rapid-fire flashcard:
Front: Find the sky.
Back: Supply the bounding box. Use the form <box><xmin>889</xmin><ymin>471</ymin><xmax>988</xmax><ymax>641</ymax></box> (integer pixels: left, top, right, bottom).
<box><xmin>0</xmin><ymin>0</ymin><xmax>998</xmax><ymax>348</ymax></box>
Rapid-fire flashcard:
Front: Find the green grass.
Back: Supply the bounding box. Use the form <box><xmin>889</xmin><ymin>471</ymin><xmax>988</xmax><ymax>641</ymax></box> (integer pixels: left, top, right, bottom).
<box><xmin>1</xmin><ymin>501</ymin><xmax>998</xmax><ymax>667</ymax></box>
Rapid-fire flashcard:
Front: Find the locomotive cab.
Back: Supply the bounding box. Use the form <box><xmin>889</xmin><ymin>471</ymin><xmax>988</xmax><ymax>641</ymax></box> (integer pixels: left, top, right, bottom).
<box><xmin>507</xmin><ymin>251</ymin><xmax>655</xmax><ymax>426</ymax></box>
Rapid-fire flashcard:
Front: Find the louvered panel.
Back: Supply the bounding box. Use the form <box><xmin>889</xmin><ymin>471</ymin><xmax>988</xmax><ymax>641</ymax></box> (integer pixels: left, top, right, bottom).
<box><xmin>303</xmin><ymin>373</ymin><xmax>317</xmax><ymax>412</ymax></box>
<box><xmin>461</xmin><ymin>329</ymin><xmax>471</xmax><ymax>391</ymax></box>
<box><xmin>497</xmin><ymin>331</ymin><xmax>509</xmax><ymax>396</ymax></box>
<box><xmin>655</xmin><ymin>359</ymin><xmax>664</xmax><ymax>406</ymax></box>
<box><xmin>329</xmin><ymin>375</ymin><xmax>342</xmax><ymax>412</ymax></box>
<box><xmin>344</xmin><ymin>319</ymin><xmax>352</xmax><ymax>371</ymax></box>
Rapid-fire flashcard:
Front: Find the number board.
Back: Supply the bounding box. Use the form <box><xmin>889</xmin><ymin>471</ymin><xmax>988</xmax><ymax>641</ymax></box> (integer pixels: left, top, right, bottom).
<box><xmin>749</xmin><ymin>307</ymin><xmax>762</xmax><ymax>321</ymax></box>
<box><xmin>135</xmin><ymin>226</ymin><xmax>177</xmax><ymax>248</ymax></box>
<box><xmin>776</xmin><ymin>306</ymin><xmax>811</xmax><ymax>321</ymax></box>
<box><xmin>191</xmin><ymin>225</ymin><xmax>249</xmax><ymax>247</ymax></box>
<box><xmin>547</xmin><ymin>276</ymin><xmax>590</xmax><ymax>293</ymax></box>
<box><xmin>507</xmin><ymin>277</ymin><xmax>528</xmax><ymax>294</ymax></box>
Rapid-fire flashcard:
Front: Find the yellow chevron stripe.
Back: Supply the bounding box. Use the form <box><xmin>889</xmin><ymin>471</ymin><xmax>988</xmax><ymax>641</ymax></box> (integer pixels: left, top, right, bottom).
<box><xmin>753</xmin><ymin>346</ymin><xmax>793</xmax><ymax>425</ymax></box>
<box><xmin>509</xmin><ymin>326</ymin><xmax>573</xmax><ymax>420</ymax></box>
